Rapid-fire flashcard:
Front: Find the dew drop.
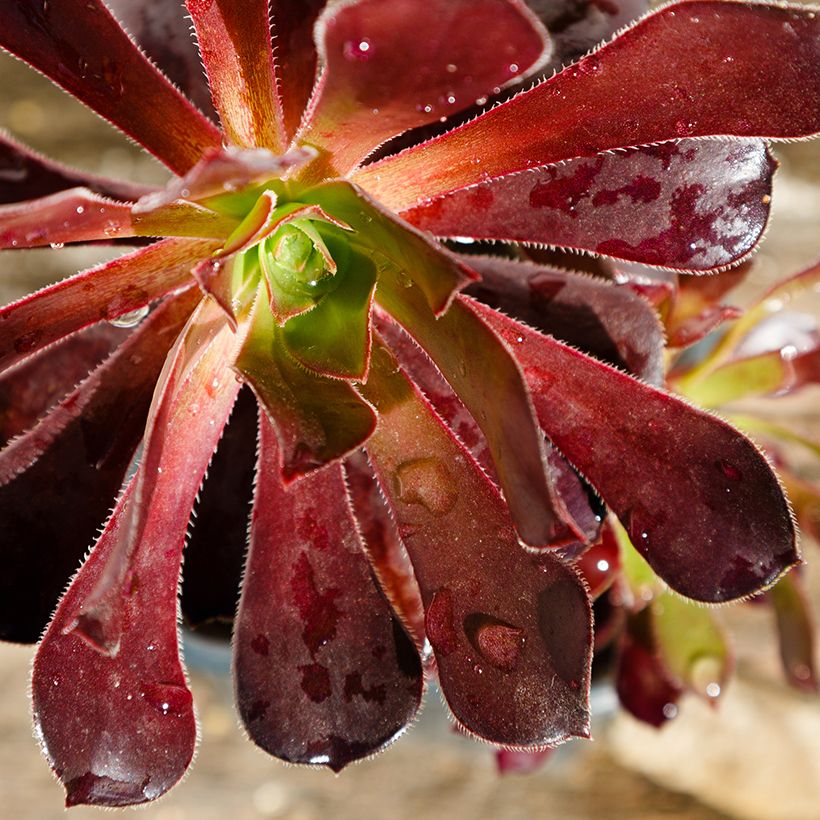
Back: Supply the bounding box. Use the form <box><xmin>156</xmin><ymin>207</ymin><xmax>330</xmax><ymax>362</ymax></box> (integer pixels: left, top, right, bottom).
<box><xmin>662</xmin><ymin>702</ymin><xmax>678</xmax><ymax>719</ymax></box>
<box><xmin>717</xmin><ymin>459</ymin><xmax>742</xmax><ymax>481</ymax></box>
<box><xmin>76</xmin><ymin>205</ymin><xmax>85</xmax><ymax>215</ymax></box>
<box><xmin>395</xmin><ymin>457</ymin><xmax>458</xmax><ymax>516</ymax></box>
<box><xmin>465</xmin><ymin>614</ymin><xmax>526</xmax><ymax>673</ymax></box>
<box><xmin>426</xmin><ymin>588</ymin><xmax>459</xmax><ymax>657</ymax></box>
<box><xmin>108</xmin><ymin>304</ymin><xmax>149</xmax><ymax>328</ymax></box>
<box><xmin>140</xmin><ymin>682</ymin><xmax>193</xmax><ymax>717</ymax></box>
<box><xmin>579</xmin><ymin>56</ymin><xmax>601</xmax><ymax>75</ymax></box>
<box><xmin>446</xmin><ymin>63</ymin><xmax>457</xmax><ymax>73</ymax></box>
<box><xmin>50</xmin><ymin>242</ymin><xmax>64</xmax><ymax>249</ymax></box>
<box><xmin>674</xmin><ymin>119</ymin><xmax>695</xmax><ymax>136</ymax></box>
<box><xmin>343</xmin><ymin>38</ymin><xmax>373</xmax><ymax>61</ymax></box>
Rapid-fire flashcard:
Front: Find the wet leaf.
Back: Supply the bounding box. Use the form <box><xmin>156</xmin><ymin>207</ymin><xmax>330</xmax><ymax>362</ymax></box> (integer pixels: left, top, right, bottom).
<box><xmin>362</xmin><ymin>342</ymin><xmax>593</xmax><ymax>747</ymax></box>
<box><xmin>474</xmin><ymin>299</ymin><xmax>798</xmax><ymax>601</ymax></box>
<box><xmin>234</xmin><ymin>413</ymin><xmax>423</xmax><ymax>770</ymax></box>
<box><xmin>770</xmin><ymin>573</ymin><xmax>818</xmax><ymax>693</ymax></box>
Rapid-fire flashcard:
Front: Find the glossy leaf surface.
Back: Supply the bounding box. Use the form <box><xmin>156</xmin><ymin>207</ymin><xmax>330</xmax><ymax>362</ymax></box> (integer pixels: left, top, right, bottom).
<box><xmin>299</xmin><ymin>0</ymin><xmax>549</xmax><ymax>172</ymax></box>
<box><xmin>463</xmin><ymin>255</ymin><xmax>664</xmax><ymax>384</ymax></box>
<box><xmin>474</xmin><ymin>299</ymin><xmax>798</xmax><ymax>601</ymax></box>
<box><xmin>0</xmin><ymin>0</ymin><xmax>221</xmax><ymax>174</ymax></box>
<box><xmin>235</xmin><ymin>415</ymin><xmax>423</xmax><ymax>770</ymax></box>
<box><xmin>186</xmin><ymin>0</ymin><xmax>285</xmax><ymax>151</ymax></box>
<box><xmin>355</xmin><ymin>2</ymin><xmax>820</xmax><ymax>209</ymax></box>
<box><xmin>378</xmin><ymin>270</ymin><xmax>580</xmax><ymax>547</ymax></box>
<box><xmin>0</xmin><ymin>239</ymin><xmax>216</xmax><ymax>372</ymax></box>
<box><xmin>404</xmin><ymin>140</ymin><xmax>775</xmax><ymax>272</ymax></box>
<box><xmin>32</xmin><ymin>299</ymin><xmax>240</xmax><ymax>807</ymax></box>
<box><xmin>0</xmin><ymin>295</ymin><xmax>195</xmax><ymax>644</ymax></box>
<box><xmin>362</xmin><ymin>344</ymin><xmax>593</xmax><ymax>747</ymax></box>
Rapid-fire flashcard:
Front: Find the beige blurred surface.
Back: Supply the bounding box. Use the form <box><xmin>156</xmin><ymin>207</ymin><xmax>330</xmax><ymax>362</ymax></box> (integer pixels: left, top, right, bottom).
<box><xmin>0</xmin><ymin>34</ymin><xmax>819</xmax><ymax>820</ymax></box>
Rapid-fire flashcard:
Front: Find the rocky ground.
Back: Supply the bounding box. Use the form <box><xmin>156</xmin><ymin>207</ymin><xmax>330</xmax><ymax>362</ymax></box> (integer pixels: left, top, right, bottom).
<box><xmin>0</xmin><ymin>46</ymin><xmax>818</xmax><ymax>820</ymax></box>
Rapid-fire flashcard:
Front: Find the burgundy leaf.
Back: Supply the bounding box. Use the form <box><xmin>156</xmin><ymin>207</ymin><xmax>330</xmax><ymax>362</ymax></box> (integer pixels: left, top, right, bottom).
<box><xmin>0</xmin><ymin>188</ymin><xmax>234</xmax><ymax>250</ymax></box>
<box><xmin>235</xmin><ymin>287</ymin><xmax>377</xmax><ymax>479</ymax></box>
<box><xmin>271</xmin><ymin>0</ymin><xmax>326</xmax><ymax>139</ymax></box>
<box><xmin>473</xmin><ymin>298</ymin><xmax>798</xmax><ymax>602</ymax></box>
<box><xmin>463</xmin><ymin>255</ymin><xmax>664</xmax><ymax>384</ymax></box>
<box><xmin>0</xmin><ymin>0</ymin><xmax>221</xmax><ymax>175</ymax></box>
<box><xmin>182</xmin><ymin>386</ymin><xmax>258</xmax><ymax>631</ymax></box>
<box><xmin>354</xmin><ymin>2</ymin><xmax>819</xmax><ymax>209</ymax></box>
<box><xmin>234</xmin><ymin>413</ymin><xmax>423</xmax><ymax>771</ymax></box>
<box><xmin>362</xmin><ymin>343</ymin><xmax>593</xmax><ymax>747</ymax></box>
<box><xmin>186</xmin><ymin>0</ymin><xmax>286</xmax><ymax>151</ymax></box>
<box><xmin>616</xmin><ymin>610</ymin><xmax>683</xmax><ymax>728</ymax></box>
<box><xmin>574</xmin><ymin>527</ymin><xmax>621</xmax><ymax>599</ymax></box>
<box><xmin>344</xmin><ymin>451</ymin><xmax>426</xmax><ymax>648</ymax></box>
<box><xmin>105</xmin><ymin>0</ymin><xmax>215</xmax><ymax>118</ymax></box>
<box><xmin>377</xmin><ymin>267</ymin><xmax>582</xmax><ymax>547</ymax></box>
<box><xmin>69</xmin><ymin>297</ymin><xmax>242</xmax><ymax>656</ymax></box>
<box><xmin>0</xmin><ymin>292</ymin><xmax>196</xmax><ymax>644</ymax></box>
<box><xmin>0</xmin><ymin>131</ymin><xmax>154</xmax><ymax>205</ymax></box>
<box><xmin>0</xmin><ymin>323</ymin><xmax>127</xmax><ymax>446</ymax></box>
<box><xmin>376</xmin><ymin>313</ymin><xmax>603</xmax><ymax>554</ymax></box>
<box><xmin>0</xmin><ymin>238</ymin><xmax>217</xmax><ymax>372</ymax></box>
<box><xmin>405</xmin><ymin>140</ymin><xmax>775</xmax><ymax>273</ymax></box>
<box><xmin>299</xmin><ymin>0</ymin><xmax>550</xmax><ymax>174</ymax></box>
<box><xmin>529</xmin><ymin>0</ymin><xmax>649</xmax><ymax>71</ymax></box>
<box><xmin>770</xmin><ymin>573</ymin><xmax>818</xmax><ymax>693</ymax></box>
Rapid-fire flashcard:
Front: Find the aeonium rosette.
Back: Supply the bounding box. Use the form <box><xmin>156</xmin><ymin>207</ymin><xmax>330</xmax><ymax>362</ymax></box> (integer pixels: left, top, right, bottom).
<box><xmin>0</xmin><ymin>0</ymin><xmax>817</xmax><ymax>807</ymax></box>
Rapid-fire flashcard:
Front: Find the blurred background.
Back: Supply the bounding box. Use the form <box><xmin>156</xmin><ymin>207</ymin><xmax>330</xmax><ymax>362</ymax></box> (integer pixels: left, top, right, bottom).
<box><xmin>0</xmin><ymin>29</ymin><xmax>818</xmax><ymax>820</ymax></box>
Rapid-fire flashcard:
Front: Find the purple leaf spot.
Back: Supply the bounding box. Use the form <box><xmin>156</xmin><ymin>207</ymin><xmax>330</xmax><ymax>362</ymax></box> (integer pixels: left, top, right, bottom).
<box><xmin>291</xmin><ymin>552</ymin><xmax>342</xmax><ymax>656</ymax></box>
<box><xmin>426</xmin><ymin>588</ymin><xmax>459</xmax><ymax>657</ymax></box>
<box><xmin>298</xmin><ymin>663</ymin><xmax>332</xmax><ymax>703</ymax></box>
<box><xmin>343</xmin><ymin>671</ymin><xmax>387</xmax><ymax>704</ymax></box>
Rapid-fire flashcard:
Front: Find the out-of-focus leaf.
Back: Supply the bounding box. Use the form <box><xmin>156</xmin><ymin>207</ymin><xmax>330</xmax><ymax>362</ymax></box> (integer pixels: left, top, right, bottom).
<box><xmin>770</xmin><ymin>573</ymin><xmax>818</xmax><ymax>692</ymax></box>
<box><xmin>0</xmin><ymin>293</ymin><xmax>197</xmax><ymax>644</ymax></box>
<box><xmin>652</xmin><ymin>590</ymin><xmax>731</xmax><ymax>701</ymax></box>
<box><xmin>0</xmin><ymin>0</ymin><xmax>221</xmax><ymax>174</ymax></box>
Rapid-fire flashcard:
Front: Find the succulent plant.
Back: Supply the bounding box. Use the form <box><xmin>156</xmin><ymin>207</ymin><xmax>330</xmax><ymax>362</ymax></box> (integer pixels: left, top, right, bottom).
<box><xmin>0</xmin><ymin>0</ymin><xmax>817</xmax><ymax>807</ymax></box>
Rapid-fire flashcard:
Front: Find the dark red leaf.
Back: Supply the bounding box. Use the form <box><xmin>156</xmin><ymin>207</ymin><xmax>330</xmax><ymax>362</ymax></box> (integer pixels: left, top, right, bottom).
<box><xmin>404</xmin><ymin>140</ymin><xmax>776</xmax><ymax>272</ymax></box>
<box><xmin>299</xmin><ymin>0</ymin><xmax>550</xmax><ymax>174</ymax></box>
<box><xmin>0</xmin><ymin>292</ymin><xmax>196</xmax><ymax>644</ymax></box>
<box><xmin>0</xmin><ymin>323</ymin><xmax>127</xmax><ymax>446</ymax></box>
<box><xmin>354</xmin><ymin>2</ymin><xmax>819</xmax><ymax>209</ymax></box>
<box><xmin>0</xmin><ymin>239</ymin><xmax>217</xmax><ymax>372</ymax></box>
<box><xmin>463</xmin><ymin>255</ymin><xmax>664</xmax><ymax>384</ymax></box>
<box><xmin>344</xmin><ymin>451</ymin><xmax>426</xmax><ymax>648</ymax></box>
<box><xmin>377</xmin><ymin>267</ymin><xmax>582</xmax><ymax>547</ymax></box>
<box><xmin>186</xmin><ymin>0</ymin><xmax>286</xmax><ymax>151</ymax></box>
<box><xmin>616</xmin><ymin>610</ymin><xmax>683</xmax><ymax>728</ymax></box>
<box><xmin>0</xmin><ymin>0</ymin><xmax>221</xmax><ymax>174</ymax></box>
<box><xmin>474</xmin><ymin>298</ymin><xmax>798</xmax><ymax>602</ymax></box>
<box><xmin>362</xmin><ymin>343</ymin><xmax>593</xmax><ymax>747</ymax></box>
<box><xmin>0</xmin><ymin>131</ymin><xmax>154</xmax><ymax>205</ymax></box>
<box><xmin>32</xmin><ymin>299</ymin><xmax>241</xmax><ymax>808</ymax></box>
<box><xmin>234</xmin><ymin>414</ymin><xmax>423</xmax><ymax>770</ymax></box>
<box><xmin>68</xmin><ymin>297</ymin><xmax>242</xmax><ymax>656</ymax></box>
<box><xmin>182</xmin><ymin>386</ymin><xmax>258</xmax><ymax>631</ymax></box>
